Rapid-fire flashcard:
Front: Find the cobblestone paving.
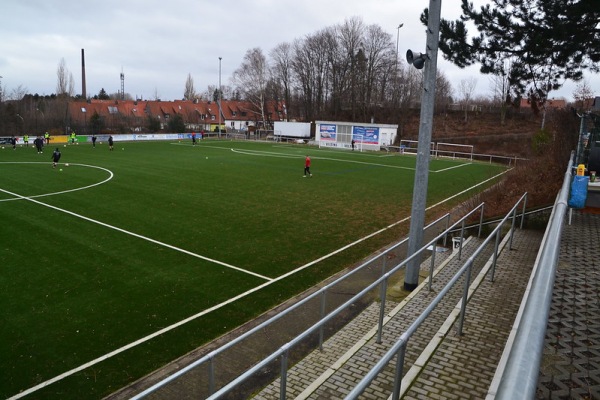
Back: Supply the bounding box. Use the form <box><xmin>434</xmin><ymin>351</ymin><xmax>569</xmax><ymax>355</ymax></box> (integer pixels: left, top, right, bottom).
<box><xmin>536</xmin><ymin>211</ymin><xmax>600</xmax><ymax>400</ymax></box>
<box><xmin>403</xmin><ymin>229</ymin><xmax>543</xmax><ymax>399</ymax></box>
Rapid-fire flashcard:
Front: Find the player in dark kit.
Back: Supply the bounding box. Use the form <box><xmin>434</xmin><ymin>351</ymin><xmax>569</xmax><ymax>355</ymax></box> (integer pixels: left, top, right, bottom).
<box><xmin>52</xmin><ymin>148</ymin><xmax>61</xmax><ymax>168</ymax></box>
<box><xmin>34</xmin><ymin>136</ymin><xmax>44</xmax><ymax>153</ymax></box>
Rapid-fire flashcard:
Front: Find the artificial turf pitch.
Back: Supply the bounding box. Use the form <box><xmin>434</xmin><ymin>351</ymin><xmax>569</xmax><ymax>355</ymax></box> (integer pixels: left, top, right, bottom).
<box><xmin>0</xmin><ymin>140</ymin><xmax>505</xmax><ymax>399</ymax></box>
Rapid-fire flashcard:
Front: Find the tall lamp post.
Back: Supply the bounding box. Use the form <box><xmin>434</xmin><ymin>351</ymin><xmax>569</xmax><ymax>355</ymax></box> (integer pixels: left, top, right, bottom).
<box><xmin>396</xmin><ymin>23</ymin><xmax>404</xmax><ymax>83</ymax></box>
<box><xmin>404</xmin><ymin>0</ymin><xmax>443</xmax><ymax>291</ymax></box>
<box><xmin>218</xmin><ymin>56</ymin><xmax>222</xmax><ymax>139</ymax></box>
<box><xmin>395</xmin><ymin>23</ymin><xmax>404</xmax><ymax>122</ymax></box>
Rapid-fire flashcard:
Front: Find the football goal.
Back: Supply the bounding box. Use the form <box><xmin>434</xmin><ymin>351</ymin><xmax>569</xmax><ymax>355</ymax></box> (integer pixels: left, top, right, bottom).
<box><xmin>397</xmin><ymin>139</ymin><xmax>436</xmax><ymax>155</ymax></box>
<box><xmin>434</xmin><ymin>142</ymin><xmax>474</xmax><ymax>161</ymax></box>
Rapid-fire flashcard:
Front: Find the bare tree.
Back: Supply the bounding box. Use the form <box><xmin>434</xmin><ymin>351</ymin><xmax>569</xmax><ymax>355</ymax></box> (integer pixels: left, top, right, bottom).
<box><xmin>183</xmin><ymin>73</ymin><xmax>198</xmax><ymax>100</ymax></box>
<box><xmin>292</xmin><ymin>29</ymin><xmax>332</xmax><ymax>121</ymax></box>
<box><xmin>457</xmin><ymin>77</ymin><xmax>477</xmax><ymax>122</ymax></box>
<box><xmin>8</xmin><ymin>84</ymin><xmax>29</xmax><ymax>101</ymax></box>
<box><xmin>395</xmin><ymin>62</ymin><xmax>422</xmax><ymax>137</ymax></box>
<box><xmin>56</xmin><ymin>58</ymin><xmax>74</xmax><ymax>97</ymax></box>
<box><xmin>337</xmin><ymin>17</ymin><xmax>365</xmax><ymax>120</ymax></box>
<box><xmin>360</xmin><ymin>24</ymin><xmax>396</xmax><ymax>122</ymax></box>
<box><xmin>573</xmin><ymin>79</ymin><xmax>595</xmax><ymax>112</ymax></box>
<box><xmin>269</xmin><ymin>43</ymin><xmax>294</xmax><ymax>120</ymax></box>
<box><xmin>232</xmin><ymin>48</ymin><xmax>269</xmax><ymax>127</ymax></box>
<box><xmin>152</xmin><ymin>87</ymin><xmax>161</xmax><ymax>101</ymax></box>
<box><xmin>487</xmin><ymin>59</ymin><xmax>514</xmax><ymax>126</ymax></box>
<box><xmin>435</xmin><ymin>70</ymin><xmax>453</xmax><ymax>112</ymax></box>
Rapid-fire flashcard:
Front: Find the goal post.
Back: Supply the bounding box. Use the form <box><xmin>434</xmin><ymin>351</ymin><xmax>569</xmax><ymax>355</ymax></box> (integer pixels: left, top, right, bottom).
<box><xmin>351</xmin><ymin>134</ymin><xmax>364</xmax><ymax>152</ymax></box>
<box><xmin>435</xmin><ymin>142</ymin><xmax>474</xmax><ymax>161</ymax></box>
<box><xmin>399</xmin><ymin>139</ymin><xmax>436</xmax><ymax>155</ymax></box>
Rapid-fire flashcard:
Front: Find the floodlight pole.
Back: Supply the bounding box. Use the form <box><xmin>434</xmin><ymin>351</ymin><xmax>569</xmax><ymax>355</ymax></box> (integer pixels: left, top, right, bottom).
<box><xmin>404</xmin><ymin>0</ymin><xmax>443</xmax><ymax>291</ymax></box>
<box><xmin>218</xmin><ymin>56</ymin><xmax>222</xmax><ymax>139</ymax></box>
<box><xmin>396</xmin><ymin>23</ymin><xmax>403</xmax><ymax>106</ymax></box>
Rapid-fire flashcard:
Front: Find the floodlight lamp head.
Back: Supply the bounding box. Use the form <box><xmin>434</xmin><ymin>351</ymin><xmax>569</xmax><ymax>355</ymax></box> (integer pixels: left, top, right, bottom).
<box><xmin>406</xmin><ymin>49</ymin><xmax>426</xmax><ymax>69</ymax></box>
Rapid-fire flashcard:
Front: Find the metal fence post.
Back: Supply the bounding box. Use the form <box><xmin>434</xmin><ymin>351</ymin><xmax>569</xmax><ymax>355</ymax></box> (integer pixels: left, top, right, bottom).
<box><xmin>458</xmin><ymin>220</ymin><xmax>465</xmax><ymax>259</ymax></box>
<box><xmin>509</xmin><ymin>207</ymin><xmax>517</xmax><ymax>250</ymax></box>
<box><xmin>391</xmin><ymin>342</ymin><xmax>407</xmax><ymax>400</ymax></box>
<box><xmin>478</xmin><ymin>203</ymin><xmax>485</xmax><ymax>238</ymax></box>
<box><xmin>491</xmin><ymin>229</ymin><xmax>501</xmax><ymax>282</ymax></box>
<box><xmin>377</xmin><ymin>277</ymin><xmax>389</xmax><ymax>344</ymax></box>
<box><xmin>443</xmin><ymin>213</ymin><xmax>451</xmax><ymax>247</ymax></box>
<box><xmin>457</xmin><ymin>258</ymin><xmax>473</xmax><ymax>336</ymax></box>
<box><xmin>520</xmin><ymin>193</ymin><xmax>528</xmax><ymax>229</ymax></box>
<box><xmin>318</xmin><ymin>289</ymin><xmax>327</xmax><ymax>351</ymax></box>
<box><xmin>279</xmin><ymin>347</ymin><xmax>289</xmax><ymax>400</ymax></box>
<box><xmin>208</xmin><ymin>356</ymin><xmax>215</xmax><ymax>395</ymax></box>
<box><xmin>429</xmin><ymin>243</ymin><xmax>436</xmax><ymax>291</ymax></box>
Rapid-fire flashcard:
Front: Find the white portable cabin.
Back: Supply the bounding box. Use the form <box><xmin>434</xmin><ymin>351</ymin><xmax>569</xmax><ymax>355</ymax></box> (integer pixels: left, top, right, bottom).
<box><xmin>274</xmin><ymin>121</ymin><xmax>311</xmax><ymax>139</ymax></box>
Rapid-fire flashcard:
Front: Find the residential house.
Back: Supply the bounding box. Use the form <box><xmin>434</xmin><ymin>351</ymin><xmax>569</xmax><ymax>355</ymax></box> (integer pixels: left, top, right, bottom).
<box><xmin>68</xmin><ymin>99</ymin><xmax>286</xmax><ymax>135</ymax></box>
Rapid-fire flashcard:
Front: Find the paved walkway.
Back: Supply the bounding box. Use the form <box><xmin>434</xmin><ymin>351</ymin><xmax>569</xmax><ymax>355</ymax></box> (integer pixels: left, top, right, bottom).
<box><xmin>536</xmin><ymin>211</ymin><xmax>600</xmax><ymax>399</ymax></box>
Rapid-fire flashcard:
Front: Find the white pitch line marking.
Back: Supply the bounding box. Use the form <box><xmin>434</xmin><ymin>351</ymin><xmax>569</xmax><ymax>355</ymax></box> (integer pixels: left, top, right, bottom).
<box><xmin>230</xmin><ymin>147</ymin><xmax>417</xmax><ymax>171</ymax></box>
<box><xmin>0</xmin><ymin>162</ymin><xmax>114</xmax><ymax>201</ymax></box>
<box><xmin>7</xmin><ymin>164</ymin><xmax>508</xmax><ymax>400</ymax></box>
<box><xmin>0</xmin><ymin>188</ymin><xmax>271</xmax><ymax>282</ymax></box>
<box><xmin>433</xmin><ymin>162</ymin><xmax>472</xmax><ymax>173</ymax></box>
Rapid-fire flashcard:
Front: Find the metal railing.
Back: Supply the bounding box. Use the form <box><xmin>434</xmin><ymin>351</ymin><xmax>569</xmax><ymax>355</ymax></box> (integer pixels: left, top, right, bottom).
<box><xmin>493</xmin><ymin>152</ymin><xmax>574</xmax><ymax>399</ymax></box>
<box><xmin>131</xmin><ymin>205</ymin><xmax>489</xmax><ymax>399</ymax></box>
<box><xmin>205</xmin><ymin>202</ymin><xmax>495</xmax><ymax>400</ymax></box>
<box><xmin>346</xmin><ymin>192</ymin><xmax>528</xmax><ymax>400</ymax></box>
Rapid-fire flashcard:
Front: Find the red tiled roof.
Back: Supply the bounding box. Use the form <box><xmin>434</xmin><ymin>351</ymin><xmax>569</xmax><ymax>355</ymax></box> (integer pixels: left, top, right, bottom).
<box><xmin>68</xmin><ymin>99</ymin><xmax>285</xmax><ymax>127</ymax></box>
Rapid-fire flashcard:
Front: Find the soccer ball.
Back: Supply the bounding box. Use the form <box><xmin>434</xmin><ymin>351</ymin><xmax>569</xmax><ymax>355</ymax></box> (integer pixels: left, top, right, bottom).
<box><xmin>65</xmin><ymin>163</ymin><xmax>70</xmax><ymax>167</ymax></box>
<box><xmin>64</xmin><ymin>144</ymin><xmax>67</xmax><ymax>147</ymax></box>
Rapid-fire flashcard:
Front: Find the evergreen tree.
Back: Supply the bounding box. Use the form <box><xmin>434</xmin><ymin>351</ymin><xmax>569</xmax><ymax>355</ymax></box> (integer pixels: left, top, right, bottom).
<box><xmin>167</xmin><ymin>114</ymin><xmax>185</xmax><ymax>133</ymax></box>
<box><xmin>96</xmin><ymin>88</ymin><xmax>110</xmax><ymax>100</ymax></box>
<box><xmin>89</xmin><ymin>111</ymin><xmax>103</xmax><ymax>134</ymax></box>
<box><xmin>435</xmin><ymin>0</ymin><xmax>600</xmax><ymax>100</ymax></box>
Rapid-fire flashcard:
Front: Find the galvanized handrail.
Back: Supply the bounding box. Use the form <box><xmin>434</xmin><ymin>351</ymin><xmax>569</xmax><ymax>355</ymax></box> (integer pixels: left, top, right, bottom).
<box><xmin>345</xmin><ymin>192</ymin><xmax>528</xmax><ymax>400</ymax></box>
<box><xmin>205</xmin><ymin>203</ymin><xmax>488</xmax><ymax>399</ymax></box>
<box><xmin>130</xmin><ymin>210</ymin><xmax>468</xmax><ymax>399</ymax></box>
<box><xmin>493</xmin><ymin>152</ymin><xmax>574</xmax><ymax>399</ymax></box>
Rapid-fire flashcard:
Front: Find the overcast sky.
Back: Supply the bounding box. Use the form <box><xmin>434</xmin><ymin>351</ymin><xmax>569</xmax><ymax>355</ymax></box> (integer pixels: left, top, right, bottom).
<box><xmin>0</xmin><ymin>0</ymin><xmax>597</xmax><ymax>102</ymax></box>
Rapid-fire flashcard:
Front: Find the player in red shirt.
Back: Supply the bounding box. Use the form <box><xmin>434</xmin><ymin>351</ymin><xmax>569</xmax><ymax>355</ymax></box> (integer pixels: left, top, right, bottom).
<box><xmin>304</xmin><ymin>155</ymin><xmax>312</xmax><ymax>177</ymax></box>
